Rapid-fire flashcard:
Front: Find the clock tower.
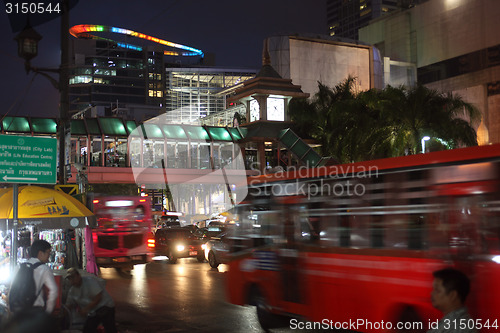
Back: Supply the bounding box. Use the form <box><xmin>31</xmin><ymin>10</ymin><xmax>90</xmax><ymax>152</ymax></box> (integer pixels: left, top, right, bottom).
<box><xmin>228</xmin><ymin>39</ymin><xmax>308</xmax><ymax>123</ymax></box>
<box><xmin>227</xmin><ymin>39</ymin><xmax>309</xmax><ymax>174</ymax></box>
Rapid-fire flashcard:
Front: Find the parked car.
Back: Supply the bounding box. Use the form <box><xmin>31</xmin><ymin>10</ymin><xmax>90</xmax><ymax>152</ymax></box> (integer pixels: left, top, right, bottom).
<box><xmin>182</xmin><ymin>224</ymin><xmax>198</xmax><ymax>234</ymax></box>
<box><xmin>197</xmin><ymin>219</ymin><xmax>226</xmax><ymax>228</ymax></box>
<box><xmin>193</xmin><ymin>226</ymin><xmax>225</xmax><ymax>241</ymax></box>
<box><xmin>204</xmin><ymin>232</ymin><xmax>231</xmax><ymax>268</ymax></box>
<box><xmin>158</xmin><ymin>215</ymin><xmax>181</xmax><ymax>227</ymax></box>
<box><xmin>154</xmin><ymin>227</ymin><xmax>205</xmax><ymax>264</ymax></box>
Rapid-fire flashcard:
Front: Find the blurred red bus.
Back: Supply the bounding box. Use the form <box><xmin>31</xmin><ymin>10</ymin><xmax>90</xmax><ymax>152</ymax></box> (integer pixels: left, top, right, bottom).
<box><xmin>225</xmin><ymin>144</ymin><xmax>500</xmax><ymax>332</ymax></box>
<box><xmin>91</xmin><ymin>196</ymin><xmax>155</xmax><ymax>273</ymax></box>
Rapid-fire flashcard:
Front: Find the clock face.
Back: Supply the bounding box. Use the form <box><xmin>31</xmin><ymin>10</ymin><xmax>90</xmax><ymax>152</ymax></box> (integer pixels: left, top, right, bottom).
<box><xmin>267</xmin><ymin>97</ymin><xmax>284</xmax><ymax>121</ymax></box>
<box><xmin>250</xmin><ymin>99</ymin><xmax>259</xmax><ymax>122</ymax></box>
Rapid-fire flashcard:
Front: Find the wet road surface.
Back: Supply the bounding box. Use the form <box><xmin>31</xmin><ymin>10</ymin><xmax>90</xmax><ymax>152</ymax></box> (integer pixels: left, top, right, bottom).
<box><xmin>102</xmin><ymin>259</ymin><xmax>266</xmax><ymax>333</ymax></box>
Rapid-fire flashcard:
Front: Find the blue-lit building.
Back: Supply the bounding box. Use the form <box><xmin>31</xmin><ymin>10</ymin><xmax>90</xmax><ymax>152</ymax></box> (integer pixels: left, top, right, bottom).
<box><xmin>68</xmin><ymin>28</ymin><xmax>255</xmax><ymax>123</ymax></box>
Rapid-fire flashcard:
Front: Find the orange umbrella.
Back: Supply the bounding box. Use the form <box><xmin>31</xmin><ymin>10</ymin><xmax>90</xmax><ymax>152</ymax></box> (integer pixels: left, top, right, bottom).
<box><xmin>0</xmin><ymin>185</ymin><xmax>96</xmax><ymax>231</ymax></box>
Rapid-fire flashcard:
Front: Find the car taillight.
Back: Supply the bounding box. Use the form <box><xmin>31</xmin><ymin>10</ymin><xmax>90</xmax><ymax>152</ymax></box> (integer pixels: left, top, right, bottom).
<box><xmin>147</xmin><ymin>238</ymin><xmax>155</xmax><ymax>248</ymax></box>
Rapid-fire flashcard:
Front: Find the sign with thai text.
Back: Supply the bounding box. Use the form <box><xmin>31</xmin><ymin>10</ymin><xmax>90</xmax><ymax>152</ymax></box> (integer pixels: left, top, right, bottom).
<box><xmin>0</xmin><ymin>134</ymin><xmax>57</xmax><ymax>184</ymax></box>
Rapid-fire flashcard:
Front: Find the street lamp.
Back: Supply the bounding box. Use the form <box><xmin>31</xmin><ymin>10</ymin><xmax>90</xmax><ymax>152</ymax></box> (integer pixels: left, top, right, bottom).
<box><xmin>14</xmin><ymin>24</ymin><xmax>60</xmax><ymax>89</ymax></box>
<box><xmin>421</xmin><ymin>136</ymin><xmax>430</xmax><ymax>154</ymax></box>
<box><xmin>13</xmin><ymin>0</ymin><xmax>71</xmax><ymax>184</ymax></box>
<box><xmin>14</xmin><ymin>24</ymin><xmax>42</xmax><ymax>73</ymax></box>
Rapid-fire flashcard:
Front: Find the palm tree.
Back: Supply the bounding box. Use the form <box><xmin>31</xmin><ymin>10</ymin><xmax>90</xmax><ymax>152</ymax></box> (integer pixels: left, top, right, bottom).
<box><xmin>288</xmin><ymin>77</ymin><xmax>361</xmax><ymax>162</ymax></box>
<box><xmin>376</xmin><ymin>84</ymin><xmax>480</xmax><ymax>155</ymax></box>
<box><xmin>289</xmin><ymin>79</ymin><xmax>481</xmax><ymax>163</ymax></box>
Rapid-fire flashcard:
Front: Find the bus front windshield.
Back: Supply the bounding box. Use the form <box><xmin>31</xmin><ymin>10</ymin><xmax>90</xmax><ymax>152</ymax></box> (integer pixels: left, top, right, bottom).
<box><xmin>96</xmin><ymin>204</ymin><xmax>147</xmax><ymax>229</ymax></box>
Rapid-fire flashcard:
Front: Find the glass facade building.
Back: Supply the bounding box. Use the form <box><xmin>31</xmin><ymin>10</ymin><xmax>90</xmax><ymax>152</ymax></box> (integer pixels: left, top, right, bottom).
<box><xmin>164</xmin><ymin>68</ymin><xmax>256</xmax><ymax>124</ymax></box>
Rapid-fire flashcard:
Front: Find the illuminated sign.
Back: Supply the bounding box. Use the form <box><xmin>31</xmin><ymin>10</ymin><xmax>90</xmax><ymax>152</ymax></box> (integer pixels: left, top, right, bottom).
<box><xmin>69</xmin><ymin>24</ymin><xmax>204</xmax><ymax>57</ymax></box>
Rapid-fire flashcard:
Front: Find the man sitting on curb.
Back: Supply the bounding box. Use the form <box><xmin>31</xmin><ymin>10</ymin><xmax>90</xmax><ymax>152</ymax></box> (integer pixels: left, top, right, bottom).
<box><xmin>65</xmin><ymin>268</ymin><xmax>117</xmax><ymax>333</ymax></box>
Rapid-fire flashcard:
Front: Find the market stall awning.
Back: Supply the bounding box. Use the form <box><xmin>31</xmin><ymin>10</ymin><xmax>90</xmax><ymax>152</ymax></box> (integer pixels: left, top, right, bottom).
<box><xmin>0</xmin><ymin>186</ymin><xmax>96</xmax><ymax>231</ymax></box>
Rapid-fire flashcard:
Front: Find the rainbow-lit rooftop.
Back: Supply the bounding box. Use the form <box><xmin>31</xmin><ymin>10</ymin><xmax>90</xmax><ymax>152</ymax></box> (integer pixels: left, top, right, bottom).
<box><xmin>69</xmin><ymin>24</ymin><xmax>204</xmax><ymax>57</ymax></box>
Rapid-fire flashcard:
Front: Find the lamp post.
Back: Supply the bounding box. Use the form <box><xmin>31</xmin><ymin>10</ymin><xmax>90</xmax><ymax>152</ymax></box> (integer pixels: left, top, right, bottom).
<box><xmin>13</xmin><ymin>24</ymin><xmax>41</xmax><ymax>73</ymax></box>
<box><xmin>13</xmin><ymin>0</ymin><xmax>71</xmax><ymax>184</ymax></box>
<box><xmin>421</xmin><ymin>136</ymin><xmax>430</xmax><ymax>154</ymax></box>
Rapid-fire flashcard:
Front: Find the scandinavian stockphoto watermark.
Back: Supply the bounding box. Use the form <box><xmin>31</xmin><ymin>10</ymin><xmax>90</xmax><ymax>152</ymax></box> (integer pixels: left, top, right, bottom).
<box><xmin>248</xmin><ymin>163</ymin><xmax>379</xmax><ymax>200</ymax></box>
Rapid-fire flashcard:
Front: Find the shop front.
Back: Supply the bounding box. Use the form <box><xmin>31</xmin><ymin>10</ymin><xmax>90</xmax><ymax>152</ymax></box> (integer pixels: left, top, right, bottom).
<box><xmin>0</xmin><ymin>185</ymin><xmax>96</xmax><ymax>318</ymax></box>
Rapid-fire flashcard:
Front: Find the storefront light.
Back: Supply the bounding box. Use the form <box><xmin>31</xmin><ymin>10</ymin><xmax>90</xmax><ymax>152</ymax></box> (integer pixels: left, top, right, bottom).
<box><xmin>0</xmin><ymin>264</ymin><xmax>11</xmax><ymax>283</ymax></box>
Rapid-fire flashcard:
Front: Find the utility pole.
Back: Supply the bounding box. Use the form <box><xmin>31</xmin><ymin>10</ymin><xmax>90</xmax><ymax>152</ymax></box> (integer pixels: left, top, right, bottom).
<box><xmin>15</xmin><ymin>0</ymin><xmax>71</xmax><ymax>184</ymax></box>
<box><xmin>59</xmin><ymin>0</ymin><xmax>70</xmax><ymax>184</ymax></box>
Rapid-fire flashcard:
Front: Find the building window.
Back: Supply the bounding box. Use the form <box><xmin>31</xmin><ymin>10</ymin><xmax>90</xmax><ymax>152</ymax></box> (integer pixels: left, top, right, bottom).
<box><xmin>149</xmin><ymin>90</ymin><xmax>163</xmax><ymax>97</ymax></box>
<box><xmin>149</xmin><ymin>73</ymin><xmax>162</xmax><ymax>80</ymax></box>
<box><xmin>70</xmin><ymin>76</ymin><xmax>92</xmax><ymax>84</ymax></box>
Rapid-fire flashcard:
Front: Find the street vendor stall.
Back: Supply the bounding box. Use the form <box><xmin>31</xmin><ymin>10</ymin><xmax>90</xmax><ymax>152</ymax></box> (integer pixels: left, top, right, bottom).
<box><xmin>0</xmin><ymin>185</ymin><xmax>97</xmax><ymax>314</ymax></box>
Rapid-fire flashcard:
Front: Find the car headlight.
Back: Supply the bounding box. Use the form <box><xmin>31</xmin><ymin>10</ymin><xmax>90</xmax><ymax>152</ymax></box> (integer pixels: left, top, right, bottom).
<box><xmin>201</xmin><ymin>243</ymin><xmax>206</xmax><ymax>250</ymax></box>
<box><xmin>176</xmin><ymin>244</ymin><xmax>185</xmax><ymax>252</ymax></box>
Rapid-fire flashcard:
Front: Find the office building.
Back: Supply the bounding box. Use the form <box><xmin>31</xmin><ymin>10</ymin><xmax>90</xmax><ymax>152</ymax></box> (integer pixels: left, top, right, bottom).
<box><xmin>326</xmin><ymin>0</ymin><xmax>403</xmax><ymax>40</ymax></box>
<box><xmin>359</xmin><ymin>0</ymin><xmax>500</xmax><ymax>145</ymax></box>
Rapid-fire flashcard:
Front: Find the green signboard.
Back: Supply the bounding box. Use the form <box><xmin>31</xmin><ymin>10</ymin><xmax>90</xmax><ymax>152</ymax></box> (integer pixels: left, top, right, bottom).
<box><xmin>0</xmin><ymin>135</ymin><xmax>57</xmax><ymax>184</ymax></box>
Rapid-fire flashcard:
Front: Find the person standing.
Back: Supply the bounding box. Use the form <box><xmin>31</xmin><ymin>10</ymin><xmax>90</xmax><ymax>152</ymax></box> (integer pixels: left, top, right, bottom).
<box><xmin>65</xmin><ymin>267</ymin><xmax>117</xmax><ymax>333</ymax></box>
<box><xmin>428</xmin><ymin>268</ymin><xmax>477</xmax><ymax>333</ymax></box>
<box><xmin>28</xmin><ymin>239</ymin><xmax>58</xmax><ymax>314</ymax></box>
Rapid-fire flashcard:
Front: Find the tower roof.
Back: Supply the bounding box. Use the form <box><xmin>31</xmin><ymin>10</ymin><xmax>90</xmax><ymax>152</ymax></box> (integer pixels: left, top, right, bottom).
<box><xmin>228</xmin><ymin>39</ymin><xmax>309</xmax><ymax>102</ymax></box>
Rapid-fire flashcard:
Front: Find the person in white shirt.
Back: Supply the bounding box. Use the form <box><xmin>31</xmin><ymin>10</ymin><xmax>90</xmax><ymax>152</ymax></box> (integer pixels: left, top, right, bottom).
<box><xmin>27</xmin><ymin>240</ymin><xmax>58</xmax><ymax>314</ymax></box>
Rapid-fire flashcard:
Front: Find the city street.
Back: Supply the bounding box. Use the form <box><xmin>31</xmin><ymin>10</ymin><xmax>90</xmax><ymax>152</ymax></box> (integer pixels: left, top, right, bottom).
<box><xmin>102</xmin><ymin>259</ymin><xmax>266</xmax><ymax>333</ymax></box>
<box><xmin>1</xmin><ymin>1</ymin><xmax>497</xmax><ymax>332</ymax></box>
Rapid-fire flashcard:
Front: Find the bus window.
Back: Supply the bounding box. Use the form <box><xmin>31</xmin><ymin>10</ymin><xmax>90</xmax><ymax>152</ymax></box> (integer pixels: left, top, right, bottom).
<box><xmin>370</xmin><ymin>175</ymin><xmax>385</xmax><ymax>248</ymax></box>
<box><xmin>370</xmin><ymin>215</ymin><xmax>384</xmax><ymax>248</ymax></box>
<box><xmin>447</xmin><ymin>196</ymin><xmax>482</xmax><ymax>256</ymax></box>
<box><xmin>134</xmin><ymin>205</ymin><xmax>145</xmax><ymax>221</ymax></box>
<box><xmin>300</xmin><ymin>214</ymin><xmax>320</xmax><ymax>243</ymax></box>
<box><xmin>339</xmin><ymin>212</ymin><xmax>350</xmax><ymax>247</ymax></box>
<box><xmin>351</xmin><ymin>214</ymin><xmax>370</xmax><ymax>248</ymax></box>
<box><xmin>406</xmin><ymin>196</ymin><xmax>426</xmax><ymax>250</ymax></box>
<box><xmin>480</xmin><ymin>199</ymin><xmax>500</xmax><ymax>254</ymax></box>
<box><xmin>384</xmin><ymin>216</ymin><xmax>409</xmax><ymax>248</ymax></box>
<box><xmin>231</xmin><ymin>202</ymin><xmax>277</xmax><ymax>250</ymax></box>
<box><xmin>315</xmin><ymin>202</ymin><xmax>337</xmax><ymax>247</ymax></box>
<box><xmin>408</xmin><ymin>213</ymin><xmax>425</xmax><ymax>250</ymax></box>
<box><xmin>427</xmin><ymin>209</ymin><xmax>449</xmax><ymax>250</ymax></box>
<box><xmin>287</xmin><ymin>204</ymin><xmax>317</xmax><ymax>244</ymax></box>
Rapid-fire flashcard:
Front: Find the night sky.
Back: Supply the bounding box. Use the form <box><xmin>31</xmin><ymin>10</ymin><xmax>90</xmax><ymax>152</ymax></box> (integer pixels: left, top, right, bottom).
<box><xmin>0</xmin><ymin>0</ymin><xmax>326</xmax><ymax>118</ymax></box>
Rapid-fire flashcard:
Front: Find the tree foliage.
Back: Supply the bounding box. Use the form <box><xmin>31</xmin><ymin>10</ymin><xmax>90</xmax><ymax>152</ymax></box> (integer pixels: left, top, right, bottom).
<box><xmin>288</xmin><ymin>78</ymin><xmax>480</xmax><ymax>163</ymax></box>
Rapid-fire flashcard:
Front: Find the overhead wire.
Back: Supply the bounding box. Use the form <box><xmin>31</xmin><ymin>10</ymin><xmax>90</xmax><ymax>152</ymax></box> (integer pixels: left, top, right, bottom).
<box><xmin>1</xmin><ymin>74</ymin><xmax>38</xmax><ymax>128</ymax></box>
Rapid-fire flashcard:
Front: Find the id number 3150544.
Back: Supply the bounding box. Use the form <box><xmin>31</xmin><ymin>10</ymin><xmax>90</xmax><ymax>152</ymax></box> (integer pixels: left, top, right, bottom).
<box><xmin>5</xmin><ymin>2</ymin><xmax>61</xmax><ymax>14</ymax></box>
